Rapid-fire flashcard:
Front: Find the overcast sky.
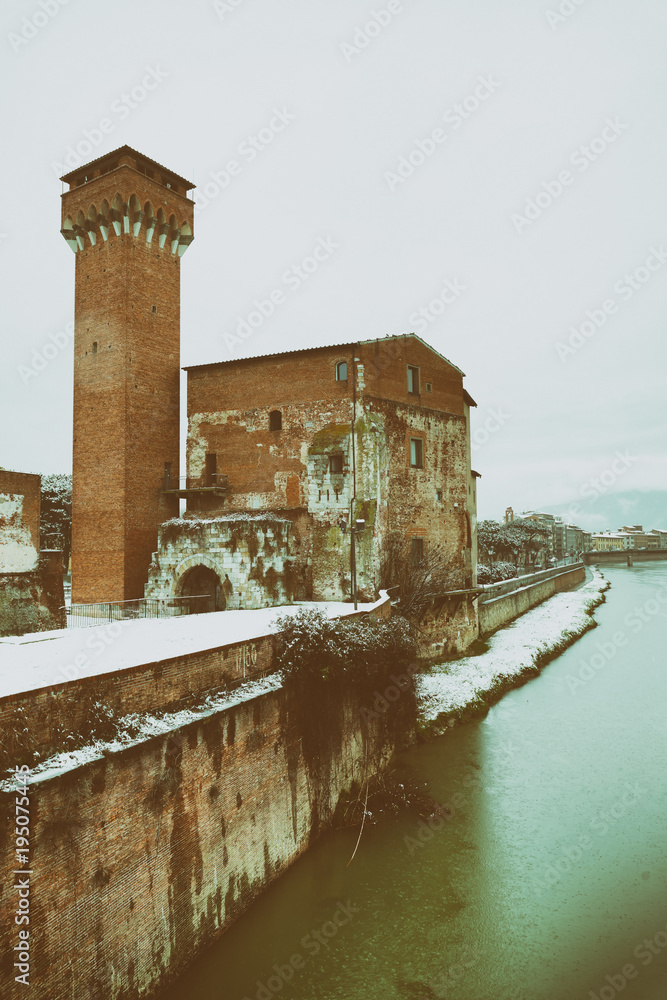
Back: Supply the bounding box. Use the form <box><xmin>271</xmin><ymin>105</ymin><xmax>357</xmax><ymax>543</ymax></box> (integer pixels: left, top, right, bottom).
<box><xmin>1</xmin><ymin>0</ymin><xmax>666</xmax><ymax>522</ymax></box>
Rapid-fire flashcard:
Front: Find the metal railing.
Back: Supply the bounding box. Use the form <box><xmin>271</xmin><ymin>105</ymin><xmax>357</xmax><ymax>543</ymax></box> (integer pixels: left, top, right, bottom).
<box><xmin>65</xmin><ymin>594</ymin><xmax>213</xmax><ymax>628</ymax></box>
<box><xmin>162</xmin><ymin>474</ymin><xmax>229</xmax><ymax>493</ymax></box>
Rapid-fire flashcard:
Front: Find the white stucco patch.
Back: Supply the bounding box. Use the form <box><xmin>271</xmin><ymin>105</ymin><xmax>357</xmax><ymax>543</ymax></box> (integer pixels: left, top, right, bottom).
<box><xmin>0</xmin><ymin>494</ymin><xmax>38</xmax><ymax>572</ymax></box>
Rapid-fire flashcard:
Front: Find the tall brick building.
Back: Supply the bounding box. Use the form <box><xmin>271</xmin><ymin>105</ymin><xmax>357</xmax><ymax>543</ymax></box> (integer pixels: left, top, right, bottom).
<box><xmin>60</xmin><ymin>147</ymin><xmax>194</xmax><ymax>603</ymax></box>
<box><xmin>62</xmin><ymin>148</ymin><xmax>479</xmax><ymax>650</ymax></box>
<box><xmin>145</xmin><ymin>335</ymin><xmax>480</xmax><ymax>650</ymax></box>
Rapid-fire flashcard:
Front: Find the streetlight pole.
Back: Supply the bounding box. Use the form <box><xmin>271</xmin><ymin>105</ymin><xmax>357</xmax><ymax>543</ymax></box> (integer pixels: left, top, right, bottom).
<box><xmin>341</xmin><ymin>517</ymin><xmax>366</xmax><ymax>610</ymax></box>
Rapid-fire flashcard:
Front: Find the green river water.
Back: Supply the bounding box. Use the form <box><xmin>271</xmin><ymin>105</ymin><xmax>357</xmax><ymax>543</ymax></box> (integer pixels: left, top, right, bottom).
<box><xmin>161</xmin><ymin>563</ymin><xmax>667</xmax><ymax>1000</ymax></box>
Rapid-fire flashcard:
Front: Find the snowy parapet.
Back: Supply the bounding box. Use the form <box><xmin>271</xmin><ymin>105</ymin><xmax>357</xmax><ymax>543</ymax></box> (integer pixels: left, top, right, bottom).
<box><xmin>0</xmin><ymin>673</ymin><xmax>283</xmax><ymax>790</ymax></box>
<box><xmin>417</xmin><ymin>570</ymin><xmax>609</xmax><ymax>726</ymax></box>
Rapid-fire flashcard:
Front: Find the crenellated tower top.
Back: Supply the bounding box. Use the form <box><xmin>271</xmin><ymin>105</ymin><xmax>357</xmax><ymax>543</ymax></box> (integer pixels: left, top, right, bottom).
<box><xmin>60</xmin><ymin>145</ymin><xmax>195</xmax><ymax>256</ymax></box>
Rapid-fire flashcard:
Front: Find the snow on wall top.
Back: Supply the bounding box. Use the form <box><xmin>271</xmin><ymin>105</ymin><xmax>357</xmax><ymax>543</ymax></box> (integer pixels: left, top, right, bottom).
<box><xmin>0</xmin><ymin>595</ymin><xmax>389</xmax><ymax>700</ymax></box>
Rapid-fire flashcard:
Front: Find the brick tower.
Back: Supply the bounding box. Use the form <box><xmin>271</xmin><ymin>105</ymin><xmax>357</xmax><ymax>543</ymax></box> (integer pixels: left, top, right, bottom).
<box><xmin>60</xmin><ymin>147</ymin><xmax>195</xmax><ymax>603</ymax></box>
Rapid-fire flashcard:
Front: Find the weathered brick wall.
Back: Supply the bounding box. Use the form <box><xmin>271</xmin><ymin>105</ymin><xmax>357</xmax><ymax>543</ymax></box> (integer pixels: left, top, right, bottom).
<box><xmin>0</xmin><ymin>472</ymin><xmax>41</xmax><ymax>557</ymax></box>
<box><xmin>0</xmin><ymin>595</ymin><xmax>391</xmax><ymax>769</ymax></box>
<box><xmin>356</xmin><ymin>335</ymin><xmax>465</xmax><ymax>417</ymax></box>
<box><xmin>185</xmin><ymin>336</ymin><xmax>474</xmax><ymax>606</ymax></box>
<box><xmin>145</xmin><ymin>513</ymin><xmax>306</xmax><ymax>609</ymax></box>
<box><xmin>0</xmin><ymin>476</ymin><xmax>65</xmax><ymax>636</ymax></box>
<box><xmin>0</xmin><ymin>570</ymin><xmax>63</xmax><ymax>639</ymax></box>
<box><xmin>355</xmin><ymin>399</ymin><xmax>471</xmax><ymax>597</ymax></box>
<box><xmin>415</xmin><ymin>594</ymin><xmax>479</xmax><ymax>659</ymax></box>
<box><xmin>0</xmin><ymin>632</ymin><xmax>274</xmax><ymax>764</ymax></box>
<box><xmin>0</xmin><ymin>680</ymin><xmax>405</xmax><ymax>1000</ymax></box>
<box><xmin>64</xmin><ymin>159</ymin><xmax>193</xmax><ymax>605</ymax></box>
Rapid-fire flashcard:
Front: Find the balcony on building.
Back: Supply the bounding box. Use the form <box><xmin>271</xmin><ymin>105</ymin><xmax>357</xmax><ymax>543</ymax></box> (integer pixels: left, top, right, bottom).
<box><xmin>161</xmin><ymin>473</ymin><xmax>229</xmax><ymax>498</ymax></box>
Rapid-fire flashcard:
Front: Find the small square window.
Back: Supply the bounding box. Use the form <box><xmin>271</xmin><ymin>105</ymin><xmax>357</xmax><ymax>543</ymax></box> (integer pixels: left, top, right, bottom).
<box><xmin>425</xmin><ymin>382</ymin><xmax>433</xmax><ymax>392</ymax></box>
<box><xmin>336</xmin><ymin>361</ymin><xmax>348</xmax><ymax>381</ymax></box>
<box><xmin>407</xmin><ymin>365</ymin><xmax>420</xmax><ymax>394</ymax></box>
<box><xmin>330</xmin><ymin>454</ymin><xmax>344</xmax><ymax>474</ymax></box>
<box><xmin>409</xmin><ymin>438</ymin><xmax>424</xmax><ymax>468</ymax></box>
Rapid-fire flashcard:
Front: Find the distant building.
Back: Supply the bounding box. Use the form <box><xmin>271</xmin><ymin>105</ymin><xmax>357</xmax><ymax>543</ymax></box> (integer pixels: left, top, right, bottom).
<box><xmin>520</xmin><ymin>510</ymin><xmax>563</xmax><ymax>560</ymax></box>
<box><xmin>649</xmin><ymin>528</ymin><xmax>667</xmax><ymax>548</ymax></box>
<box><xmin>617</xmin><ymin>525</ymin><xmax>661</xmax><ymax>550</ymax></box>
<box><xmin>563</xmin><ymin>524</ymin><xmax>584</xmax><ymax>557</ymax></box>
<box><xmin>591</xmin><ymin>532</ymin><xmax>632</xmax><ymax>552</ymax></box>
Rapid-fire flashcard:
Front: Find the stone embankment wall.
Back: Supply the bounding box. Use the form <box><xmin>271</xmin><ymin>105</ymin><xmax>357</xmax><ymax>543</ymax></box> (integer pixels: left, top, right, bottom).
<box><xmin>0</xmin><ymin>687</ymin><xmax>402</xmax><ymax>1000</ymax></box>
<box><xmin>0</xmin><ymin>596</ymin><xmax>391</xmax><ymax>768</ymax></box>
<box><xmin>0</xmin><ymin>597</ymin><xmax>397</xmax><ymax>1000</ymax></box>
<box><xmin>478</xmin><ymin>563</ymin><xmax>585</xmax><ymax>635</ymax></box>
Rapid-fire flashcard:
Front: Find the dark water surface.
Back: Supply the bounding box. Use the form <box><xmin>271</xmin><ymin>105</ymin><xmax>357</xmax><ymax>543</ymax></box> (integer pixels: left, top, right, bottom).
<box><xmin>161</xmin><ymin>564</ymin><xmax>667</xmax><ymax>1000</ymax></box>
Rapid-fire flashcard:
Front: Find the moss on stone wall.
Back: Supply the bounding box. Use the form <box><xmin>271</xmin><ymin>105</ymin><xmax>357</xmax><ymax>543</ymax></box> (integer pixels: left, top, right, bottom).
<box><xmin>307</xmin><ymin>424</ymin><xmax>350</xmax><ymax>454</ymax></box>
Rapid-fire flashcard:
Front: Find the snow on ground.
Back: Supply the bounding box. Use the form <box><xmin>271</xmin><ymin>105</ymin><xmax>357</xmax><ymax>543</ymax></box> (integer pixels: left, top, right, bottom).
<box><xmin>417</xmin><ymin>569</ymin><xmax>609</xmax><ymax>724</ymax></box>
<box><xmin>0</xmin><ymin>595</ymin><xmax>388</xmax><ymax>700</ymax></box>
<box><xmin>0</xmin><ymin>673</ymin><xmax>283</xmax><ymax>790</ymax></box>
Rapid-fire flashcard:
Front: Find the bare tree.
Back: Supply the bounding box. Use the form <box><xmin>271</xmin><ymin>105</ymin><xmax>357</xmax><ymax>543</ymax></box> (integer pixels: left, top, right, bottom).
<box><xmin>380</xmin><ymin>531</ymin><xmax>463</xmax><ymax>621</ymax></box>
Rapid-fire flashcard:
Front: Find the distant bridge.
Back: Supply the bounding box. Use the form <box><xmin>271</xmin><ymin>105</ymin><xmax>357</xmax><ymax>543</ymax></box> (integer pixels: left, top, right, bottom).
<box><xmin>583</xmin><ymin>549</ymin><xmax>667</xmax><ymax>565</ymax></box>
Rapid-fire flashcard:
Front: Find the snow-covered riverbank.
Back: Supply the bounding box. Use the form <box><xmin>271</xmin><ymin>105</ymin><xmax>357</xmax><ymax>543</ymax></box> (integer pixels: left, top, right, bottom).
<box><xmin>417</xmin><ymin>569</ymin><xmax>610</xmax><ymax>733</ymax></box>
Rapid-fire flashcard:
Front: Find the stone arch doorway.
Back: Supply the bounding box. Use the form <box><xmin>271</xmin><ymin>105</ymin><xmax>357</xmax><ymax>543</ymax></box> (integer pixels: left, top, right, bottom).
<box><xmin>177</xmin><ymin>564</ymin><xmax>225</xmax><ymax>614</ymax></box>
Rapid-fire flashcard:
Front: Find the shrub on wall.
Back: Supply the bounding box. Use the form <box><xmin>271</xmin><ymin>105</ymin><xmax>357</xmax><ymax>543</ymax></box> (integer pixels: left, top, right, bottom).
<box><xmin>275</xmin><ymin>609</ymin><xmax>417</xmax><ymax>772</ymax></box>
<box><xmin>477</xmin><ymin>562</ymin><xmax>518</xmax><ymax>585</ymax></box>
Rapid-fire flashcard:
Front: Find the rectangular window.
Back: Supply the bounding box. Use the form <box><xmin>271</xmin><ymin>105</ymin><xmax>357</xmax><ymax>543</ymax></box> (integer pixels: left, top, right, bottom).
<box><xmin>409</xmin><ymin>438</ymin><xmax>424</xmax><ymax>468</ymax></box>
<box><xmin>436</xmin><ymin>490</ymin><xmax>443</xmax><ymax>501</ymax></box>
<box><xmin>425</xmin><ymin>381</ymin><xmax>433</xmax><ymax>392</ymax></box>
<box><xmin>407</xmin><ymin>365</ymin><xmax>420</xmax><ymax>394</ymax></box>
<box><xmin>92</xmin><ymin>341</ymin><xmax>98</xmax><ymax>354</ymax></box>
<box><xmin>411</xmin><ymin>538</ymin><xmax>425</xmax><ymax>564</ymax></box>
<box><xmin>205</xmin><ymin>452</ymin><xmax>217</xmax><ymax>486</ymax></box>
<box><xmin>329</xmin><ymin>454</ymin><xmax>344</xmax><ymax>474</ymax></box>
<box><xmin>336</xmin><ymin>361</ymin><xmax>348</xmax><ymax>381</ymax></box>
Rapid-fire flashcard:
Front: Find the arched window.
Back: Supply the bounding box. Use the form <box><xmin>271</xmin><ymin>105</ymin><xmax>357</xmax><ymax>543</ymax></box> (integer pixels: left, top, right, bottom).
<box><xmin>336</xmin><ymin>361</ymin><xmax>348</xmax><ymax>381</ymax></box>
<box><xmin>269</xmin><ymin>410</ymin><xmax>282</xmax><ymax>431</ymax></box>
